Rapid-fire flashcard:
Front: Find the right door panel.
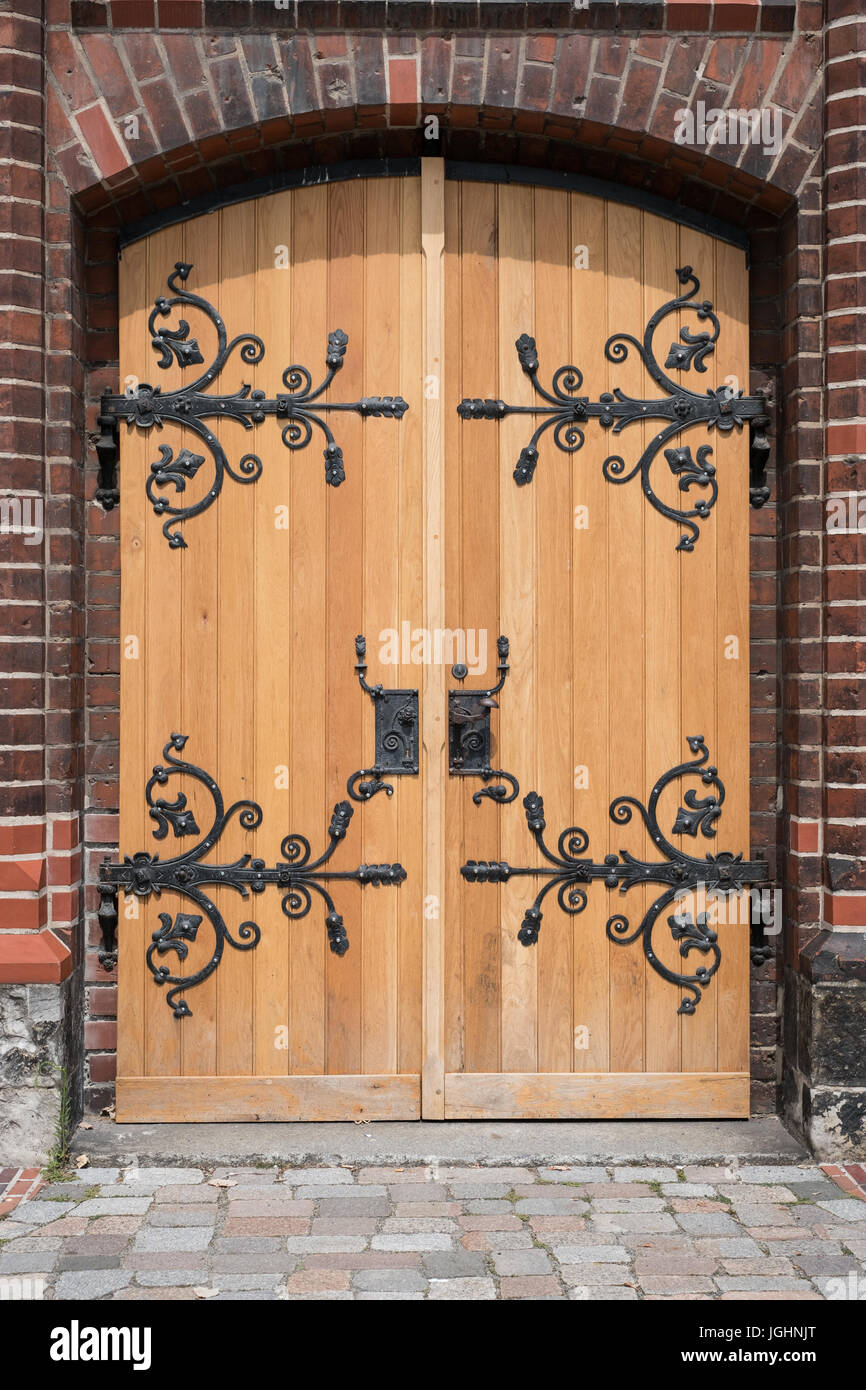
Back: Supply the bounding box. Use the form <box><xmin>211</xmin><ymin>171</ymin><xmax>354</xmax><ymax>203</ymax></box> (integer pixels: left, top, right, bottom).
<box><xmin>442</xmin><ymin>180</ymin><xmax>752</xmax><ymax>1118</ymax></box>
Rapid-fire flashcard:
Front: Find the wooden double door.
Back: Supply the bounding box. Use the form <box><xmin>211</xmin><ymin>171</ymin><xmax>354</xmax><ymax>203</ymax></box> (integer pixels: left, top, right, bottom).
<box><xmin>113</xmin><ymin>161</ymin><xmax>756</xmax><ymax>1122</ymax></box>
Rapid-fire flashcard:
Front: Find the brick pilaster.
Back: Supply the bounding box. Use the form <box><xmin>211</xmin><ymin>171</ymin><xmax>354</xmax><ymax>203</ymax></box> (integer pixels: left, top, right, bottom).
<box><xmin>823</xmin><ymin>1</ymin><xmax>866</xmax><ymax>927</ymax></box>
<box><xmin>785</xmin><ymin>0</ymin><xmax>866</xmax><ymax>1157</ymax></box>
<box><xmin>0</xmin><ymin>0</ymin><xmax>80</xmax><ymax>988</ymax></box>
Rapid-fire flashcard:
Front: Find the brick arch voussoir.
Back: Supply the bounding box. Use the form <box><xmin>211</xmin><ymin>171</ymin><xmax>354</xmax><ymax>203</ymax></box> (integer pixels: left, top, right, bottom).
<box><xmin>68</xmin><ymin>102</ymin><xmax>794</xmax><ymax>234</ymax></box>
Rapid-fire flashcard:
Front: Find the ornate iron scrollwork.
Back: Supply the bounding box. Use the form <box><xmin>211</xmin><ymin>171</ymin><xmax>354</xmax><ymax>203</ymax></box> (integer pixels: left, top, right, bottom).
<box><xmin>449</xmin><ymin>635</ymin><xmax>519</xmax><ymax>804</ymax></box>
<box><xmin>461</xmin><ymin>735</ymin><xmax>768</xmax><ymax>1015</ymax></box>
<box><xmin>96</xmin><ymin>262</ymin><xmax>409</xmax><ymax>547</ymax></box>
<box><xmin>347</xmin><ymin>635</ymin><xmax>419</xmax><ymax>802</ymax></box>
<box><xmin>98</xmin><ymin>733</ymin><xmax>406</xmax><ymax>1017</ymax></box>
<box><xmin>457</xmin><ymin>267</ymin><xmax>769</xmax><ymax>552</ymax></box>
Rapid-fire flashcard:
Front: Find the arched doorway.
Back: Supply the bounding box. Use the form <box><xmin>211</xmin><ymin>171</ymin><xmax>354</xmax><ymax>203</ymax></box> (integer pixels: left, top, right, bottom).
<box><xmin>103</xmin><ymin>160</ymin><xmax>765</xmax><ymax>1121</ymax></box>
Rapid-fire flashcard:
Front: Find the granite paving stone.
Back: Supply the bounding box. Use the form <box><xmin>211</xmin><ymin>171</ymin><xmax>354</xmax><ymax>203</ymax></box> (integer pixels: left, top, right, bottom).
<box><xmin>514</xmin><ymin>1199</ymin><xmax>589</xmax><ymax>1216</ymax></box>
<box><xmin>422</xmin><ymin>1250</ymin><xmax>488</xmax><ymax>1278</ymax></box>
<box><xmin>0</xmin><ymin>1253</ymin><xmax>58</xmax><ymax>1273</ymax></box>
<box><xmin>213</xmin><ymin>1237</ymin><xmax>286</xmax><ymax>1253</ymax></box>
<box><xmin>380</xmin><ymin>1218</ymin><xmax>458</xmax><ymax>1233</ymax></box>
<box><xmin>133</xmin><ymin>1227</ymin><xmax>213</xmax><ymax>1252</ymax></box>
<box><xmin>357</xmin><ymin>1167</ymin><xmax>431</xmax><ymax>1184</ymax></box>
<box><xmin>54</xmin><ymin>1270</ymin><xmax>132</xmax><ymax>1298</ymax></box>
<box><xmin>148</xmin><ymin>1207</ymin><xmax>218</xmax><ymax>1227</ymax></box>
<box><xmin>591</xmin><ymin>1214</ymin><xmax>677</xmax><ymax>1232</ymax></box>
<box><xmin>284</xmin><ymin>1236</ymin><xmax>368</xmax><ymax>1253</ymax></box>
<box><xmin>551</xmin><ymin>1244</ymin><xmax>630</xmax><ymax>1263</ymax></box>
<box><xmin>1</xmin><ymin>1236</ymin><xmax>62</xmax><ymax>1252</ymax></box>
<box><xmin>674</xmin><ymin>1213</ymin><xmax>743</xmax><ymax>1235</ymax></box>
<box><xmin>6</xmin><ymin>1160</ymin><xmax>859</xmax><ymax>1303</ymax></box>
<box><xmin>448</xmin><ymin>1183</ymin><xmax>512</xmax><ymax>1198</ymax></box>
<box><xmin>136</xmin><ymin>1270</ymin><xmax>211</xmax><ymax>1287</ymax></box>
<box><xmin>736</xmin><ymin>1167</ymin><xmax>824</xmax><ymax>1184</ymax></box>
<box><xmin>293</xmin><ymin>1184</ymin><xmax>387</xmax><ymax>1200</ymax></box>
<box><xmin>499</xmin><ymin>1275</ymin><xmax>563</xmax><ymax>1298</ymax></box>
<box><xmin>613</xmin><ymin>1167</ymin><xmax>679</xmax><ymax>1183</ymax></box>
<box><xmin>559</xmin><ymin>1263</ymin><xmax>637</xmax><ymax>1286</ymax></box>
<box><xmin>461</xmin><ymin>1230</ymin><xmax>533</xmax><ymax>1250</ymax></box>
<box><xmin>316</xmin><ymin>1199</ymin><xmax>391</xmax><ymax>1217</ymax></box>
<box><xmin>282</xmin><ymin>1168</ymin><xmax>356</xmax><ymax>1185</ymax></box>
<box><xmin>816</xmin><ymin>1200</ymin><xmax>866</xmax><ymax>1220</ymax></box>
<box><xmin>211</xmin><ymin>1168</ymin><xmax>279</xmax><ymax>1183</ymax></box>
<box><xmin>154</xmin><ymin>1187</ymin><xmax>219</xmax><ymax>1204</ymax></box>
<box><xmin>536</xmin><ymin>1168</ymin><xmax>607</xmax><ymax>1183</ymax></box>
<box><xmin>352</xmin><ymin>1268</ymin><xmax>428</xmax><ymax>1292</ymax></box>
<box><xmin>428</xmin><ymin>1276</ymin><xmax>496</xmax><ymax>1299</ymax></box>
<box><xmin>371</xmin><ymin>1233</ymin><xmax>454</xmax><ymax>1251</ymax></box>
<box><xmin>388</xmin><ymin>1187</ymin><xmax>456</xmax><ymax>1204</ymax></box>
<box><xmin>4</xmin><ymin>1201</ymin><xmax>76</xmax><ymax>1223</ymax></box>
<box><xmin>56</xmin><ymin>1254</ymin><xmax>122</xmax><ymax>1271</ymax></box>
<box><xmin>73</xmin><ymin>1199</ymin><xmax>153</xmax><ymax>1217</ymax></box>
<box><xmin>122</xmin><ymin>1252</ymin><xmax>208</xmax><ymax>1271</ymax></box>
<box><xmin>570</xmin><ymin>1285</ymin><xmax>638</xmax><ymax>1300</ymax></box>
<box><xmin>493</xmin><ymin>1249</ymin><xmax>554</xmax><ymax>1275</ymax></box>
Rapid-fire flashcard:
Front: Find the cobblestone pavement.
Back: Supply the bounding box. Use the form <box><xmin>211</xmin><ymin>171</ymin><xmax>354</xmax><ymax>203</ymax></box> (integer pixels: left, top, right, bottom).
<box><xmin>1</xmin><ymin>1162</ymin><xmax>865</xmax><ymax>1301</ymax></box>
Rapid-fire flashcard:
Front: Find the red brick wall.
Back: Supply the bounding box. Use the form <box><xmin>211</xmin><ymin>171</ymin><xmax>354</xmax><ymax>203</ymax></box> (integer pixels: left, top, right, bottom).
<box><xmin>823</xmin><ymin>0</ymin><xmax>866</xmax><ymax>927</ymax></box>
<box><xmin>2</xmin><ymin>0</ymin><xmax>849</xmax><ymax>1117</ymax></box>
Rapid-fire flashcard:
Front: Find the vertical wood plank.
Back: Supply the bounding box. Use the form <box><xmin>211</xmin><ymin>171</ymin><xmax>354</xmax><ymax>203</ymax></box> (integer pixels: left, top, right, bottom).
<box><xmin>443</xmin><ymin>179</ymin><xmax>466</xmax><ymax>1076</ymax></box>
<box><xmin>361</xmin><ymin>178</ymin><xmax>401</xmax><ymax>1075</ymax></box>
<box><xmin>325</xmin><ymin>180</ymin><xmax>365</xmax><ymax>1075</ymax></box>
<box><xmin>450</xmin><ymin>180</ymin><xmax>503</xmax><ymax>1076</ymax></box>
<box><xmin>142</xmin><ymin>226</ymin><xmax>186</xmax><ymax>1083</ymax></box>
<box><xmin>534</xmin><ymin>187</ymin><xmax>573</xmax><ymax>1073</ymax></box>
<box><xmin>421</xmin><ymin>158</ymin><xmax>446</xmax><ymax>1117</ymax></box>
<box><xmin>176</xmin><ymin>220</ymin><xmax>221</xmax><ymax>1078</ymax></box>
<box><xmin>213</xmin><ymin>202</ymin><xmax>258</xmax><ymax>1078</ymax></box>
<box><xmin>116</xmin><ymin>236</ymin><xmax>149</xmax><ymax>1084</ymax></box>
<box><xmin>498</xmin><ymin>184</ymin><xmax>537</xmax><ymax>1073</ymax></box>
<box><xmin>714</xmin><ymin>236</ymin><xmax>752</xmax><ymax>1076</ymax></box>
<box><xmin>679</xmin><ymin>227</ymin><xmax>719</xmax><ymax>1074</ymax></box>
<box><xmin>253</xmin><ymin>190</ymin><xmax>293</xmax><ymax>1076</ymax></box>
<box><xmin>642</xmin><ymin>214</ymin><xmax>683</xmax><ymax>1075</ymax></box>
<box><xmin>288</xmin><ymin>184</ymin><xmax>328</xmax><ymax>1075</ymax></box>
<box><xmin>569</xmin><ymin>193</ymin><xmax>611</xmax><ymax>1076</ymax></box>
<box><xmin>397</xmin><ymin>177</ymin><xmax>424</xmax><ymax>1077</ymax></box>
<box><xmin>606</xmin><ymin>205</ymin><xmax>646</xmax><ymax>1074</ymax></box>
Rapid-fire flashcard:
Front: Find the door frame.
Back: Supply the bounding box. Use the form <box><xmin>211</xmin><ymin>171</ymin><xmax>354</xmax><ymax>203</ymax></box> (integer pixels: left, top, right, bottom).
<box><xmin>102</xmin><ymin>159</ymin><xmax>763</xmax><ymax>1122</ymax></box>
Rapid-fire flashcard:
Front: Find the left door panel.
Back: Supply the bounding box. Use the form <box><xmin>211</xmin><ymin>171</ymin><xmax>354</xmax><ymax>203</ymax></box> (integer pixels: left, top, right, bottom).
<box><xmin>116</xmin><ymin>181</ymin><xmax>423</xmax><ymax>1121</ymax></box>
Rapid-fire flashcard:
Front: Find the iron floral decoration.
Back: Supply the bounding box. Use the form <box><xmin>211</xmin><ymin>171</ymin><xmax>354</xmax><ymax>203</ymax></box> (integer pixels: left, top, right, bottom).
<box><xmin>457</xmin><ymin>266</ymin><xmax>771</xmax><ymax>552</ymax></box>
<box><xmin>98</xmin><ymin>733</ymin><xmax>406</xmax><ymax>1018</ymax></box>
<box><xmin>461</xmin><ymin>735</ymin><xmax>769</xmax><ymax>1015</ymax></box>
<box><xmin>95</xmin><ymin>262</ymin><xmax>409</xmax><ymax>548</ymax></box>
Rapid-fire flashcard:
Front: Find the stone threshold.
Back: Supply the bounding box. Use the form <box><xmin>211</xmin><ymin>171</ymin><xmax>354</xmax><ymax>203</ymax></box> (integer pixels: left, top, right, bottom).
<box><xmin>72</xmin><ymin>1115</ymin><xmax>808</xmax><ymax>1169</ymax></box>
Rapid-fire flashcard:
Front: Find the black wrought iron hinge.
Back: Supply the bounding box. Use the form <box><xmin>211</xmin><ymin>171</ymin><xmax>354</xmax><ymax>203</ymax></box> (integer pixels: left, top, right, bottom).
<box><xmin>461</xmin><ymin>735</ymin><xmax>769</xmax><ymax>1015</ymax></box>
<box><xmin>98</xmin><ymin>733</ymin><xmax>406</xmax><ymax>1018</ymax></box>
<box><xmin>95</xmin><ymin>262</ymin><xmax>409</xmax><ymax>547</ymax></box>
<box><xmin>457</xmin><ymin>267</ymin><xmax>771</xmax><ymax>552</ymax></box>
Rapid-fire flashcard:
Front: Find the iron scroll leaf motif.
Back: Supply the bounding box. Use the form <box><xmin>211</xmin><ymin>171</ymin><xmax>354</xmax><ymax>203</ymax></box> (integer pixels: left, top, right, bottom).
<box><xmin>347</xmin><ymin>634</ymin><xmax>419</xmax><ymax>802</ymax></box>
<box><xmin>97</xmin><ymin>262</ymin><xmax>409</xmax><ymax>547</ymax></box>
<box><xmin>98</xmin><ymin>733</ymin><xmax>406</xmax><ymax>1017</ymax></box>
<box><xmin>457</xmin><ymin>266</ymin><xmax>769</xmax><ymax>552</ymax></box>
<box><xmin>461</xmin><ymin>735</ymin><xmax>769</xmax><ymax>1015</ymax></box>
<box><xmin>448</xmin><ymin>634</ymin><xmax>520</xmax><ymax>804</ymax></box>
